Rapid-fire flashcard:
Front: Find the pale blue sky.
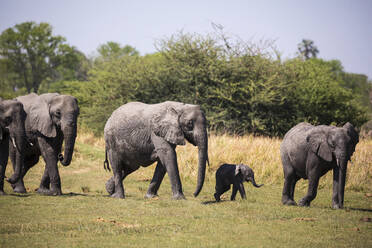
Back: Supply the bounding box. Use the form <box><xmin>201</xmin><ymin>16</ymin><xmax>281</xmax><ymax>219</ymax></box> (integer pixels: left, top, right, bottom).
<box><xmin>1</xmin><ymin>0</ymin><xmax>371</xmax><ymax>79</ymax></box>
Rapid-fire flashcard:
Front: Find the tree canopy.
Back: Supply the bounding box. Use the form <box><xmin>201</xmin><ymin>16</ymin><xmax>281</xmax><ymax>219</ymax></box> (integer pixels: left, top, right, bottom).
<box><xmin>298</xmin><ymin>39</ymin><xmax>319</xmax><ymax>60</ymax></box>
<box><xmin>0</xmin><ymin>22</ymin><xmax>88</xmax><ymax>94</ymax></box>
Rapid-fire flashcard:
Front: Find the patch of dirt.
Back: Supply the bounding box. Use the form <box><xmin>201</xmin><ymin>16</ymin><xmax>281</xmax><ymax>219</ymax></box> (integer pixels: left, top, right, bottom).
<box><xmin>96</xmin><ymin>217</ymin><xmax>141</xmax><ymax>228</ymax></box>
<box><xmin>293</xmin><ymin>217</ymin><xmax>317</xmax><ymax>221</ymax></box>
<box><xmin>360</xmin><ymin>217</ymin><xmax>371</xmax><ymax>222</ymax></box>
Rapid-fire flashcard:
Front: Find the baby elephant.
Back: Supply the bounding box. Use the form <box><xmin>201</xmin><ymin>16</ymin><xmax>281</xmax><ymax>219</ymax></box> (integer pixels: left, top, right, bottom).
<box><xmin>214</xmin><ymin>163</ymin><xmax>263</xmax><ymax>202</ymax></box>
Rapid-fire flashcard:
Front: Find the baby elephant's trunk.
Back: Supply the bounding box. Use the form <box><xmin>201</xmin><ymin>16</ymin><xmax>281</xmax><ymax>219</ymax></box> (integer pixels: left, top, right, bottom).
<box><xmin>249</xmin><ymin>176</ymin><xmax>263</xmax><ymax>188</ymax></box>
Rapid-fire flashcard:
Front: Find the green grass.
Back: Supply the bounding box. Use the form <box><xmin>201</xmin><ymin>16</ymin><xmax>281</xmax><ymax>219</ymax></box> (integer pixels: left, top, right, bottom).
<box><xmin>1</xmin><ymin>134</ymin><xmax>371</xmax><ymax>247</ymax></box>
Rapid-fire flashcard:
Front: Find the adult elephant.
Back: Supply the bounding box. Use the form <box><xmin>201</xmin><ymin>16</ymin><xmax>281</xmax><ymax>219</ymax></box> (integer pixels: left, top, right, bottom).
<box><xmin>104</xmin><ymin>101</ymin><xmax>209</xmax><ymax>199</ymax></box>
<box><xmin>10</xmin><ymin>93</ymin><xmax>79</xmax><ymax>195</ymax></box>
<box><xmin>0</xmin><ymin>98</ymin><xmax>26</xmax><ymax>194</ymax></box>
<box><xmin>280</xmin><ymin>122</ymin><xmax>359</xmax><ymax>209</ymax></box>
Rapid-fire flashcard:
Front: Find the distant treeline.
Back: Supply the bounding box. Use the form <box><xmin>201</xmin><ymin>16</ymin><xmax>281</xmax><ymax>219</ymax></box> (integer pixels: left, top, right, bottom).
<box><xmin>1</xmin><ymin>22</ymin><xmax>371</xmax><ymax>136</ymax></box>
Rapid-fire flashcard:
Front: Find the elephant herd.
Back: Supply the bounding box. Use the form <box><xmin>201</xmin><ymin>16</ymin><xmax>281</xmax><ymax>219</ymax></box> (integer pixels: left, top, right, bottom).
<box><xmin>0</xmin><ymin>93</ymin><xmax>359</xmax><ymax>209</ymax></box>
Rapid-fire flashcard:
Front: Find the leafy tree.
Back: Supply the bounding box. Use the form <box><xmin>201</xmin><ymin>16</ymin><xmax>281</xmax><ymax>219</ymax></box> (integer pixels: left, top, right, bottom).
<box><xmin>298</xmin><ymin>39</ymin><xmax>319</xmax><ymax>60</ymax></box>
<box><xmin>96</xmin><ymin>42</ymin><xmax>139</xmax><ymax>61</ymax></box>
<box><xmin>0</xmin><ymin>21</ymin><xmax>87</xmax><ymax>93</ymax></box>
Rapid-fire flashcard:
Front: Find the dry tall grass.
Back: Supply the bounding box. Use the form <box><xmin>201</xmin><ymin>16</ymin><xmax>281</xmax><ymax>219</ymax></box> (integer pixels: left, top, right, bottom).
<box><xmin>76</xmin><ymin>131</ymin><xmax>372</xmax><ymax>192</ymax></box>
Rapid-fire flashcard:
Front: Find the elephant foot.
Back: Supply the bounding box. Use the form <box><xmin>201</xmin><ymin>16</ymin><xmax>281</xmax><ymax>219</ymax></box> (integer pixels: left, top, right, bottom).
<box><xmin>282</xmin><ymin>199</ymin><xmax>297</xmax><ymax>206</ymax></box>
<box><xmin>111</xmin><ymin>191</ymin><xmax>125</xmax><ymax>199</ymax></box>
<box><xmin>172</xmin><ymin>193</ymin><xmax>186</xmax><ymax>200</ymax></box>
<box><xmin>105</xmin><ymin>179</ymin><xmax>115</xmax><ymax>195</ymax></box>
<box><xmin>6</xmin><ymin>175</ymin><xmax>18</xmax><ymax>184</ymax></box>
<box><xmin>144</xmin><ymin>193</ymin><xmax>159</xmax><ymax>199</ymax></box>
<box><xmin>298</xmin><ymin>198</ymin><xmax>310</xmax><ymax>207</ymax></box>
<box><xmin>36</xmin><ymin>187</ymin><xmax>50</xmax><ymax>194</ymax></box>
<box><xmin>37</xmin><ymin>188</ymin><xmax>62</xmax><ymax>196</ymax></box>
<box><xmin>332</xmin><ymin>203</ymin><xmax>343</xmax><ymax>209</ymax></box>
<box><xmin>11</xmin><ymin>184</ymin><xmax>27</xmax><ymax>194</ymax></box>
<box><xmin>214</xmin><ymin>193</ymin><xmax>221</xmax><ymax>202</ymax></box>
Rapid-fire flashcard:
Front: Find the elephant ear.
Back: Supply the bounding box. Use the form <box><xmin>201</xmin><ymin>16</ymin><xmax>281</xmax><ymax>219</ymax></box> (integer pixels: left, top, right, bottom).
<box><xmin>29</xmin><ymin>99</ymin><xmax>56</xmax><ymax>138</ymax></box>
<box><xmin>306</xmin><ymin>130</ymin><xmax>332</xmax><ymax>162</ymax></box>
<box><xmin>235</xmin><ymin>164</ymin><xmax>242</xmax><ymax>176</ymax></box>
<box><xmin>151</xmin><ymin>107</ymin><xmax>185</xmax><ymax>146</ymax></box>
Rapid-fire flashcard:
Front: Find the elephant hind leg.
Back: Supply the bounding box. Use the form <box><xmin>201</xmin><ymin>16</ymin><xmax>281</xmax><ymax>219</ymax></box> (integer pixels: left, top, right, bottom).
<box><xmin>145</xmin><ymin>161</ymin><xmax>166</xmax><ymax>198</ymax></box>
<box><xmin>281</xmin><ymin>157</ymin><xmax>298</xmax><ymax>205</ymax></box>
<box><xmin>290</xmin><ymin>176</ymin><xmax>300</xmax><ymax>201</ymax></box>
<box><xmin>214</xmin><ymin>184</ymin><xmax>230</xmax><ymax>202</ymax></box>
<box><xmin>105</xmin><ymin>166</ymin><xmax>137</xmax><ymax>196</ymax></box>
<box><xmin>299</xmin><ymin>176</ymin><xmax>319</xmax><ymax>207</ymax></box>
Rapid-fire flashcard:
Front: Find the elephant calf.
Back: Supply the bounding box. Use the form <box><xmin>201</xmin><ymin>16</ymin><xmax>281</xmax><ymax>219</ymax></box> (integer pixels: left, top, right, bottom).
<box><xmin>214</xmin><ymin>163</ymin><xmax>263</xmax><ymax>202</ymax></box>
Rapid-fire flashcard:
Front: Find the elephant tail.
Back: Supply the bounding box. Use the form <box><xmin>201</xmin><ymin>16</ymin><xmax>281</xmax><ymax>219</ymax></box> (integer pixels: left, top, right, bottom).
<box><xmin>104</xmin><ymin>149</ymin><xmax>111</xmax><ymax>172</ymax></box>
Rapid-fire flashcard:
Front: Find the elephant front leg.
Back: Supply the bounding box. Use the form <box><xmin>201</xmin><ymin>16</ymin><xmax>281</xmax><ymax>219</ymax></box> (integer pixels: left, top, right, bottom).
<box><xmin>332</xmin><ymin>166</ymin><xmax>347</xmax><ymax>209</ymax></box>
<box><xmin>36</xmin><ymin>167</ymin><xmax>51</xmax><ymax>194</ymax></box>
<box><xmin>38</xmin><ymin>138</ymin><xmax>62</xmax><ymax>196</ymax></box>
<box><xmin>152</xmin><ymin>134</ymin><xmax>185</xmax><ymax>200</ymax></box>
<box><xmin>230</xmin><ymin>184</ymin><xmax>238</xmax><ymax>201</ymax></box>
<box><xmin>145</xmin><ymin>162</ymin><xmax>166</xmax><ymax>198</ymax></box>
<box><xmin>238</xmin><ymin>183</ymin><xmax>247</xmax><ymax>200</ymax></box>
<box><xmin>332</xmin><ymin>167</ymin><xmax>340</xmax><ymax>209</ymax></box>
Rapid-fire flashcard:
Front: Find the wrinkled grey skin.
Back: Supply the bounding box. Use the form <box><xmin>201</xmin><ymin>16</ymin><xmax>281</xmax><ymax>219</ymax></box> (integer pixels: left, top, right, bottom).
<box><xmin>280</xmin><ymin>122</ymin><xmax>359</xmax><ymax>209</ymax></box>
<box><xmin>104</xmin><ymin>101</ymin><xmax>208</xmax><ymax>200</ymax></box>
<box><xmin>0</xmin><ymin>98</ymin><xmax>26</xmax><ymax>194</ymax></box>
<box><xmin>214</xmin><ymin>163</ymin><xmax>263</xmax><ymax>202</ymax></box>
<box><xmin>10</xmin><ymin>93</ymin><xmax>79</xmax><ymax>195</ymax></box>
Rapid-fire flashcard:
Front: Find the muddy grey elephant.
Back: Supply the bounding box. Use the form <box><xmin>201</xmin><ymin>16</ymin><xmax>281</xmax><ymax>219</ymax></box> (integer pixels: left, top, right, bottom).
<box><xmin>0</xmin><ymin>98</ymin><xmax>26</xmax><ymax>194</ymax></box>
<box><xmin>280</xmin><ymin>122</ymin><xmax>359</xmax><ymax>209</ymax></box>
<box><xmin>214</xmin><ymin>163</ymin><xmax>263</xmax><ymax>202</ymax></box>
<box><xmin>104</xmin><ymin>101</ymin><xmax>209</xmax><ymax>199</ymax></box>
<box><xmin>10</xmin><ymin>93</ymin><xmax>79</xmax><ymax>195</ymax></box>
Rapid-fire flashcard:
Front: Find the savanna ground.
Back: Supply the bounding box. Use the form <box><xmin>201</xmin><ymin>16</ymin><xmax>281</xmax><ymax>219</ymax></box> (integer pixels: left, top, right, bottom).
<box><xmin>1</xmin><ymin>132</ymin><xmax>371</xmax><ymax>247</ymax></box>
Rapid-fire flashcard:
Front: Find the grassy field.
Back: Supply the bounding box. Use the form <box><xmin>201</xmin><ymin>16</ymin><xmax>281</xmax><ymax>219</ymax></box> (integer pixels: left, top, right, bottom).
<box><xmin>1</xmin><ymin>133</ymin><xmax>371</xmax><ymax>247</ymax></box>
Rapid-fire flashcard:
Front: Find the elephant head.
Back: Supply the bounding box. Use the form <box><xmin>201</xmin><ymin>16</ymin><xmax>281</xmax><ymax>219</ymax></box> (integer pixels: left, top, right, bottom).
<box><xmin>152</xmin><ymin>104</ymin><xmax>208</xmax><ymax>197</ymax></box>
<box><xmin>307</xmin><ymin>123</ymin><xmax>359</xmax><ymax>208</ymax></box>
<box><xmin>0</xmin><ymin>99</ymin><xmax>26</xmax><ymax>183</ymax></box>
<box><xmin>235</xmin><ymin>164</ymin><xmax>263</xmax><ymax>188</ymax></box>
<box><xmin>29</xmin><ymin>93</ymin><xmax>79</xmax><ymax>166</ymax></box>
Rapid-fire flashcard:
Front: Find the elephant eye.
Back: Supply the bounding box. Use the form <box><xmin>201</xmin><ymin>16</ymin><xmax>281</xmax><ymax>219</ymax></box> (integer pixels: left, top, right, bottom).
<box><xmin>4</xmin><ymin>116</ymin><xmax>12</xmax><ymax>126</ymax></box>
<box><xmin>187</xmin><ymin>120</ymin><xmax>193</xmax><ymax>129</ymax></box>
<box><xmin>55</xmin><ymin>110</ymin><xmax>61</xmax><ymax>118</ymax></box>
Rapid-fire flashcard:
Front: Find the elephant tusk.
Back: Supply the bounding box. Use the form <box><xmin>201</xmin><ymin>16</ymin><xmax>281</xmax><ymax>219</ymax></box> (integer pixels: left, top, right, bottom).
<box><xmin>11</xmin><ymin>137</ymin><xmax>17</xmax><ymax>148</ymax></box>
<box><xmin>336</xmin><ymin>158</ymin><xmax>340</xmax><ymax>167</ymax></box>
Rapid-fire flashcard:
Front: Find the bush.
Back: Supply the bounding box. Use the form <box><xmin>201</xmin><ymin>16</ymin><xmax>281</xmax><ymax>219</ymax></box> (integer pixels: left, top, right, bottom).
<box><xmin>51</xmin><ymin>32</ymin><xmax>371</xmax><ymax>136</ymax></box>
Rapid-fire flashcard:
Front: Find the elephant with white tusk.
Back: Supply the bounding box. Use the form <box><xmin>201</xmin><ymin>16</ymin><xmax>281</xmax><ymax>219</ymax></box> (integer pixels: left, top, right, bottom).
<box><xmin>0</xmin><ymin>98</ymin><xmax>26</xmax><ymax>195</ymax></box>
<box><xmin>9</xmin><ymin>93</ymin><xmax>80</xmax><ymax>195</ymax></box>
<box><xmin>280</xmin><ymin>122</ymin><xmax>359</xmax><ymax>209</ymax></box>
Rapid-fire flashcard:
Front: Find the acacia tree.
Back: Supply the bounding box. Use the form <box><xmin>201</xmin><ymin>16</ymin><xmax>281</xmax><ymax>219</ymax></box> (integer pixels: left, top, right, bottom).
<box><xmin>0</xmin><ymin>22</ymin><xmax>86</xmax><ymax>93</ymax></box>
<box><xmin>298</xmin><ymin>39</ymin><xmax>319</xmax><ymax>60</ymax></box>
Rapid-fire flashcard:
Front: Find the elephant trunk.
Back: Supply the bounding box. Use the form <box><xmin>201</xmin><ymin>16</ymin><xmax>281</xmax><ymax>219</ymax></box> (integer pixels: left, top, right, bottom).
<box><xmin>7</xmin><ymin>127</ymin><xmax>26</xmax><ymax>184</ymax></box>
<box><xmin>249</xmin><ymin>176</ymin><xmax>264</xmax><ymax>188</ymax></box>
<box><xmin>337</xmin><ymin>158</ymin><xmax>347</xmax><ymax>208</ymax></box>
<box><xmin>59</xmin><ymin>126</ymin><xmax>76</xmax><ymax>166</ymax></box>
<box><xmin>193</xmin><ymin>130</ymin><xmax>208</xmax><ymax>197</ymax></box>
